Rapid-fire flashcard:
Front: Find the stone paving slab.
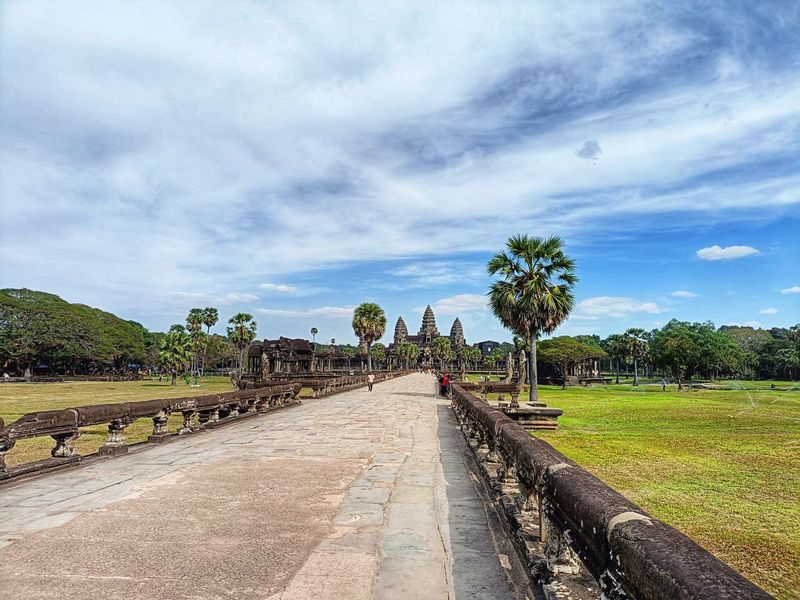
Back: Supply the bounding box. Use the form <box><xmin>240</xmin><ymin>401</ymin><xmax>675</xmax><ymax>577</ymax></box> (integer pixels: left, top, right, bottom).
<box><xmin>0</xmin><ymin>373</ymin><xmax>528</xmax><ymax>599</ymax></box>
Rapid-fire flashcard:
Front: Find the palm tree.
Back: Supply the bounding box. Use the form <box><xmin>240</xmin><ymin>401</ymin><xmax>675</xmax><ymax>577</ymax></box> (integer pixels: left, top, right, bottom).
<box><xmin>487</xmin><ymin>235</ymin><xmax>577</xmax><ymax>402</ymax></box>
<box><xmin>433</xmin><ymin>336</ymin><xmax>452</xmax><ymax>371</ymax></box>
<box><xmin>200</xmin><ymin>307</ymin><xmax>219</xmax><ymax>376</ymax></box>
<box><xmin>202</xmin><ymin>307</ymin><xmax>219</xmax><ymax>334</ymax></box>
<box><xmin>352</xmin><ymin>303</ymin><xmax>386</xmax><ymax>373</ymax></box>
<box><xmin>625</xmin><ymin>328</ymin><xmax>648</xmax><ymax>386</ymax></box>
<box><xmin>310</xmin><ymin>327</ymin><xmax>319</xmax><ymax>370</ymax></box>
<box><xmin>227</xmin><ymin>313</ymin><xmax>257</xmax><ymax>376</ymax></box>
<box><xmin>604</xmin><ymin>334</ymin><xmax>628</xmax><ymax>384</ymax></box>
<box><xmin>185</xmin><ymin>308</ymin><xmax>204</xmax><ymax>375</ymax></box>
<box><xmin>159</xmin><ymin>328</ymin><xmax>192</xmax><ymax>385</ymax></box>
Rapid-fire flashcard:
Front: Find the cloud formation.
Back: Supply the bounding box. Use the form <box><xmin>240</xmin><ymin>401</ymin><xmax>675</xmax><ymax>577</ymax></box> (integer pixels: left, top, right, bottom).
<box><xmin>422</xmin><ymin>294</ymin><xmax>488</xmax><ymax>317</ymax></box>
<box><xmin>760</xmin><ymin>307</ymin><xmax>777</xmax><ymax>314</ymax></box>
<box><xmin>781</xmin><ymin>286</ymin><xmax>800</xmax><ymax>294</ymax></box>
<box><xmin>255</xmin><ymin>306</ymin><xmax>354</xmax><ymax>319</ymax></box>
<box><xmin>1</xmin><ymin>1</ymin><xmax>798</xmax><ymax>335</ymax></box>
<box><xmin>670</xmin><ymin>290</ymin><xmax>698</xmax><ymax>298</ymax></box>
<box><xmin>260</xmin><ymin>283</ymin><xmax>299</xmax><ymax>293</ymax></box>
<box><xmin>696</xmin><ymin>245</ymin><xmax>760</xmax><ymax>261</ymax></box>
<box><xmin>576</xmin><ymin>139</ymin><xmax>602</xmax><ymax>161</ymax></box>
<box><xmin>574</xmin><ymin>296</ymin><xmax>662</xmax><ymax>319</ymax></box>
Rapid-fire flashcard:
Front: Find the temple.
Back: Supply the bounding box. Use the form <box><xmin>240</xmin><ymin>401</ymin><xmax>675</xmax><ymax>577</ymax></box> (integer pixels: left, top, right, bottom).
<box><xmin>388</xmin><ymin>305</ymin><xmax>466</xmax><ymax>366</ymax></box>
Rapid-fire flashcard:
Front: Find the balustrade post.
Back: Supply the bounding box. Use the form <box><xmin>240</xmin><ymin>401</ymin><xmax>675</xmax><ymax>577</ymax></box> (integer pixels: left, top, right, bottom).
<box><xmin>540</xmin><ymin>498</ymin><xmax>581</xmax><ymax>575</ymax></box>
<box><xmin>99</xmin><ymin>418</ymin><xmax>132</xmax><ymax>455</ymax></box>
<box><xmin>179</xmin><ymin>410</ymin><xmax>199</xmax><ymax>435</ymax></box>
<box><xmin>0</xmin><ymin>438</ymin><xmax>16</xmax><ymax>473</ymax></box>
<box><xmin>51</xmin><ymin>430</ymin><xmax>81</xmax><ymax>457</ymax></box>
<box><xmin>510</xmin><ymin>389</ymin><xmax>520</xmax><ymax>408</ymax></box>
<box><xmin>148</xmin><ymin>410</ymin><xmax>171</xmax><ymax>443</ymax></box>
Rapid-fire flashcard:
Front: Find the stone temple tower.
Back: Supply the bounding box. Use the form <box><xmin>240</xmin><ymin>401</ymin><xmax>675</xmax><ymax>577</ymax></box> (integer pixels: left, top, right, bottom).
<box><xmin>394</xmin><ymin>316</ymin><xmax>408</xmax><ymax>346</ymax></box>
<box><xmin>449</xmin><ymin>318</ymin><xmax>465</xmax><ymax>349</ymax></box>
<box><xmin>419</xmin><ymin>305</ymin><xmax>440</xmax><ymax>344</ymax></box>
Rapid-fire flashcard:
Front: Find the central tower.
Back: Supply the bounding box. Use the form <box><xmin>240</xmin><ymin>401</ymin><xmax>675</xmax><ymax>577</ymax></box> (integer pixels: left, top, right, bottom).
<box><xmin>418</xmin><ymin>304</ymin><xmax>440</xmax><ymax>344</ymax></box>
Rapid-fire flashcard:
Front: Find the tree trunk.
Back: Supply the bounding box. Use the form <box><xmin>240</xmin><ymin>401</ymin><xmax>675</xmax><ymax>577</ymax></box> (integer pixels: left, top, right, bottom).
<box><xmin>24</xmin><ymin>363</ymin><xmax>32</xmax><ymax>382</ymax></box>
<box><xmin>633</xmin><ymin>358</ymin><xmax>639</xmax><ymax>386</ymax></box>
<box><xmin>171</xmin><ymin>372</ymin><xmax>177</xmax><ymax>386</ymax></box>
<box><xmin>615</xmin><ymin>360</ymin><xmax>620</xmax><ymax>384</ymax></box>
<box><xmin>366</xmin><ymin>342</ymin><xmax>373</xmax><ymax>373</ymax></box>
<box><xmin>527</xmin><ymin>333</ymin><xmax>537</xmax><ymax>403</ymax></box>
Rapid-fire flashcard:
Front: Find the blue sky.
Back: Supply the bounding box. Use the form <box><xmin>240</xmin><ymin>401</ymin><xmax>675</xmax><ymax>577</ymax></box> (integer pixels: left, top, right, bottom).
<box><xmin>1</xmin><ymin>1</ymin><xmax>798</xmax><ymax>344</ymax></box>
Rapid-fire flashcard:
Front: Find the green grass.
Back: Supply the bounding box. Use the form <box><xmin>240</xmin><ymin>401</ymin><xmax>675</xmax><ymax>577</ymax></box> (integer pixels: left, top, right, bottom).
<box><xmin>0</xmin><ymin>377</ymin><xmax>238</xmax><ymax>466</ymax></box>
<box><xmin>521</xmin><ymin>383</ymin><xmax>800</xmax><ymax>600</ymax></box>
<box><xmin>3</xmin><ymin>378</ymin><xmax>797</xmax><ymax>597</ymax></box>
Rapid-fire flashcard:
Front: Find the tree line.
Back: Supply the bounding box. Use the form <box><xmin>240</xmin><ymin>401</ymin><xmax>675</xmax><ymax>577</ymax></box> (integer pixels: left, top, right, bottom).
<box><xmin>0</xmin><ymin>289</ymin><xmax>253</xmax><ymax>382</ymax></box>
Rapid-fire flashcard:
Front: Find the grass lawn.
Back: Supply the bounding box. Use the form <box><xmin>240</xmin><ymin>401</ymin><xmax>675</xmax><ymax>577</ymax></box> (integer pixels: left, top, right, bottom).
<box><xmin>523</xmin><ymin>383</ymin><xmax>800</xmax><ymax>600</ymax></box>
<box><xmin>0</xmin><ymin>378</ymin><xmax>315</xmax><ymax>467</ymax></box>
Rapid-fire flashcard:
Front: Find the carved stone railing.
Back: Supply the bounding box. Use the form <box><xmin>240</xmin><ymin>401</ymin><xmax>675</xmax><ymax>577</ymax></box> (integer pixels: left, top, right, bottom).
<box><xmin>238</xmin><ymin>371</ymin><xmax>409</xmax><ymax>398</ymax></box>
<box><xmin>450</xmin><ymin>383</ymin><xmax>772</xmax><ymax>600</ymax></box>
<box><xmin>0</xmin><ymin>382</ymin><xmax>301</xmax><ymax>483</ymax></box>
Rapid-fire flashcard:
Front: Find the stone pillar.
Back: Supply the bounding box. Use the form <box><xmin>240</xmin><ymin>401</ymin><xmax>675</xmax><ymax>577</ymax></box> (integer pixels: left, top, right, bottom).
<box><xmin>541</xmin><ymin>499</ymin><xmax>581</xmax><ymax>575</ymax></box>
<box><xmin>99</xmin><ymin>418</ymin><xmax>131</xmax><ymax>455</ymax></box>
<box><xmin>178</xmin><ymin>410</ymin><xmax>199</xmax><ymax>435</ymax></box>
<box><xmin>148</xmin><ymin>410</ymin><xmax>171</xmax><ymax>443</ymax></box>
<box><xmin>0</xmin><ymin>438</ymin><xmax>16</xmax><ymax>472</ymax></box>
<box><xmin>51</xmin><ymin>430</ymin><xmax>81</xmax><ymax>457</ymax></box>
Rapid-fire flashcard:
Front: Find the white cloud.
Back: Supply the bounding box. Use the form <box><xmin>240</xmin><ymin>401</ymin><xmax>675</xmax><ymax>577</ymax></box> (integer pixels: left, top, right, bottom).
<box><xmin>696</xmin><ymin>245</ymin><xmax>759</xmax><ymax>261</ymax></box>
<box><xmin>760</xmin><ymin>307</ymin><xmax>778</xmax><ymax>314</ymax></box>
<box><xmin>260</xmin><ymin>282</ymin><xmax>299</xmax><ymax>293</ymax></box>
<box><xmin>172</xmin><ymin>291</ymin><xmax>257</xmax><ymax>306</ymax></box>
<box><xmin>421</xmin><ymin>294</ymin><xmax>488</xmax><ymax>316</ymax></box>
<box><xmin>255</xmin><ymin>306</ymin><xmax>353</xmax><ymax>319</ymax></box>
<box><xmin>574</xmin><ymin>296</ymin><xmax>663</xmax><ymax>319</ymax></box>
<box><xmin>1</xmin><ymin>1</ymin><xmax>798</xmax><ymax>333</ymax></box>
<box><xmin>670</xmin><ymin>290</ymin><xmax>698</xmax><ymax>298</ymax></box>
<box><xmin>726</xmin><ymin>320</ymin><xmax>763</xmax><ymax>328</ymax></box>
<box><xmin>781</xmin><ymin>286</ymin><xmax>800</xmax><ymax>294</ymax></box>
<box><xmin>390</xmin><ymin>261</ymin><xmax>485</xmax><ymax>288</ymax></box>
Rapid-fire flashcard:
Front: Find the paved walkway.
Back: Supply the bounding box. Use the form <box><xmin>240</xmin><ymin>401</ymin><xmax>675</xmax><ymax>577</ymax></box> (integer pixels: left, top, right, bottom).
<box><xmin>0</xmin><ymin>374</ymin><xmax>529</xmax><ymax>599</ymax></box>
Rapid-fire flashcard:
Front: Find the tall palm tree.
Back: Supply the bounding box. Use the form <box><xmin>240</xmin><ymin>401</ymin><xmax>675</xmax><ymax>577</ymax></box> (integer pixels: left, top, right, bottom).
<box><xmin>604</xmin><ymin>334</ymin><xmax>628</xmax><ymax>384</ymax></box>
<box><xmin>310</xmin><ymin>327</ymin><xmax>319</xmax><ymax>371</ymax></box>
<box><xmin>186</xmin><ymin>308</ymin><xmax>204</xmax><ymax>375</ymax></box>
<box><xmin>227</xmin><ymin>313</ymin><xmax>257</xmax><ymax>376</ymax></box>
<box><xmin>625</xmin><ymin>328</ymin><xmax>648</xmax><ymax>386</ymax></box>
<box><xmin>488</xmin><ymin>235</ymin><xmax>577</xmax><ymax>402</ymax></box>
<box><xmin>159</xmin><ymin>328</ymin><xmax>192</xmax><ymax>385</ymax></box>
<box><xmin>202</xmin><ymin>307</ymin><xmax>219</xmax><ymax>334</ymax></box>
<box><xmin>351</xmin><ymin>303</ymin><xmax>386</xmax><ymax>373</ymax></box>
<box><xmin>200</xmin><ymin>307</ymin><xmax>218</xmax><ymax>376</ymax></box>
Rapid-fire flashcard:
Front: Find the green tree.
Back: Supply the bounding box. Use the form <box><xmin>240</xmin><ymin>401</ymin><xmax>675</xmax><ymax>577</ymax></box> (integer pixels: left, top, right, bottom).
<box><xmin>202</xmin><ymin>308</ymin><xmax>219</xmax><ymax>334</ymax></box>
<box><xmin>199</xmin><ymin>307</ymin><xmax>219</xmax><ymax>375</ymax></box>
<box><xmin>433</xmin><ymin>336</ymin><xmax>453</xmax><ymax>371</ymax></box>
<box><xmin>777</xmin><ymin>347</ymin><xmax>800</xmax><ymax>380</ymax></box>
<box><xmin>227</xmin><ymin>313</ymin><xmax>257</xmax><ymax>376</ymax></box>
<box><xmin>370</xmin><ymin>342</ymin><xmax>386</xmax><ymax>368</ymax></box>
<box><xmin>487</xmin><ymin>235</ymin><xmax>577</xmax><ymax>402</ymax></box>
<box><xmin>603</xmin><ymin>334</ymin><xmax>628</xmax><ymax>384</ymax></box>
<box><xmin>352</xmin><ymin>303</ymin><xmax>386</xmax><ymax>373</ymax></box>
<box><xmin>538</xmin><ymin>336</ymin><xmax>606</xmax><ymax>389</ymax></box>
<box><xmin>624</xmin><ymin>328</ymin><xmax>648</xmax><ymax>386</ymax></box>
<box><xmin>159</xmin><ymin>328</ymin><xmax>192</xmax><ymax>385</ymax></box>
<box><xmin>397</xmin><ymin>342</ymin><xmax>419</xmax><ymax>369</ymax></box>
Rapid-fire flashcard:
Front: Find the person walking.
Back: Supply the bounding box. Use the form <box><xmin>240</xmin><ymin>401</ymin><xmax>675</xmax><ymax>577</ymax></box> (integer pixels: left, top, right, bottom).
<box><xmin>367</xmin><ymin>372</ymin><xmax>375</xmax><ymax>392</ymax></box>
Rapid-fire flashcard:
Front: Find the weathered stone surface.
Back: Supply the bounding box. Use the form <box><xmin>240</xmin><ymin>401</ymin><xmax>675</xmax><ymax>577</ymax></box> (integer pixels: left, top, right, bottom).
<box><xmin>0</xmin><ymin>374</ymin><xmax>525</xmax><ymax>600</ymax></box>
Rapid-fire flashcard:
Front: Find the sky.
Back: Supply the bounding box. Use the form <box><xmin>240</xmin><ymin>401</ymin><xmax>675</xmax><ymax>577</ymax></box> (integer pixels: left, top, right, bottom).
<box><xmin>1</xmin><ymin>0</ymin><xmax>798</xmax><ymax>345</ymax></box>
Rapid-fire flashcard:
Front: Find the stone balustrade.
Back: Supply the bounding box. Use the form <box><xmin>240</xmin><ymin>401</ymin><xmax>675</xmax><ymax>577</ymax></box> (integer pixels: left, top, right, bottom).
<box><xmin>450</xmin><ymin>383</ymin><xmax>772</xmax><ymax>600</ymax></box>
<box><xmin>0</xmin><ymin>382</ymin><xmax>301</xmax><ymax>483</ymax></box>
<box><xmin>237</xmin><ymin>371</ymin><xmax>409</xmax><ymax>398</ymax></box>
